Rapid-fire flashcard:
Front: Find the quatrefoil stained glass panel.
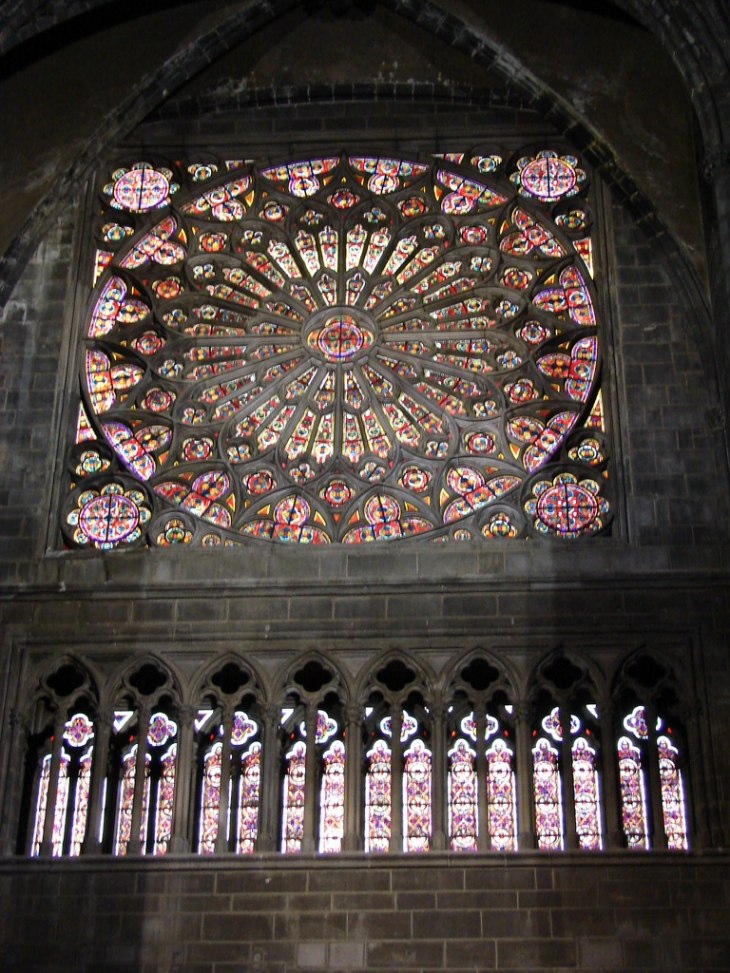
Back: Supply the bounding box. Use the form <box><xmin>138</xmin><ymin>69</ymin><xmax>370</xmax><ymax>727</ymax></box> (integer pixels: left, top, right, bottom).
<box><xmin>64</xmin><ymin>150</ymin><xmax>610</xmax><ymax>547</ymax></box>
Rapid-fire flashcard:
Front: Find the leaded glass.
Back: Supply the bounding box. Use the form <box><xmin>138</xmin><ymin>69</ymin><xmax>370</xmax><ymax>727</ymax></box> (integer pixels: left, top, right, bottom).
<box><xmin>199</xmin><ymin>743</ymin><xmax>222</xmax><ymax>854</ymax></box>
<box><xmin>486</xmin><ymin>738</ymin><xmax>518</xmax><ymax>851</ymax></box>
<box><xmin>65</xmin><ymin>149</ymin><xmax>609</xmax><ymax>547</ymax></box>
<box><xmin>114</xmin><ymin>747</ymin><xmax>151</xmax><ymax>856</ymax></box>
<box><xmin>657</xmin><ymin>736</ymin><xmax>688</xmax><ymax>850</ymax></box>
<box><xmin>448</xmin><ymin>738</ymin><xmax>477</xmax><ymax>851</ymax></box>
<box><xmin>31</xmin><ymin>751</ymin><xmax>70</xmax><ymax>857</ymax></box>
<box><xmin>403</xmin><ymin>738</ymin><xmax>432</xmax><ymax>852</ymax></box>
<box><xmin>68</xmin><ymin>751</ymin><xmax>92</xmax><ymax>857</ymax></box>
<box><xmin>365</xmin><ymin>739</ymin><xmax>391</xmax><ymax>852</ymax></box>
<box><xmin>571</xmin><ymin>737</ymin><xmax>601</xmax><ymax>850</ymax></box>
<box><xmin>237</xmin><ymin>742</ymin><xmax>261</xmax><ymax>854</ymax></box>
<box><xmin>533</xmin><ymin>738</ymin><xmax>563</xmax><ymax>850</ymax></box>
<box><xmin>153</xmin><ymin>744</ymin><xmax>176</xmax><ymax>855</ymax></box>
<box><xmin>618</xmin><ymin>736</ymin><xmax>649</xmax><ymax>849</ymax></box>
<box><xmin>319</xmin><ymin>740</ymin><xmax>345</xmax><ymax>853</ymax></box>
<box><xmin>282</xmin><ymin>740</ymin><xmax>307</xmax><ymax>853</ymax></box>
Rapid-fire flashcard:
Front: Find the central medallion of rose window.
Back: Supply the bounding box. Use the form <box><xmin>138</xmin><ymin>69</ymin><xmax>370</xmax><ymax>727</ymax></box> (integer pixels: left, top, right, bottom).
<box><xmin>306</xmin><ymin>311</ymin><xmax>374</xmax><ymax>362</ymax></box>
<box><xmin>65</xmin><ymin>150</ymin><xmax>611</xmax><ymax>548</ymax></box>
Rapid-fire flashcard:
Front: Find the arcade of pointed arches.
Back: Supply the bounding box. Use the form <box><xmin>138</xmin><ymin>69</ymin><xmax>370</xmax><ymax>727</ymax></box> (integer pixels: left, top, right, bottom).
<box><xmin>12</xmin><ymin>647</ymin><xmax>701</xmax><ymax>859</ymax></box>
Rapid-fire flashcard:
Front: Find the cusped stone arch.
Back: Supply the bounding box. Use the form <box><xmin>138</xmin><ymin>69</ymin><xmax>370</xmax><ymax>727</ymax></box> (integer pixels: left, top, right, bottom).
<box><xmin>26</xmin><ymin>655</ymin><xmax>100</xmax><ymax>730</ymax></box>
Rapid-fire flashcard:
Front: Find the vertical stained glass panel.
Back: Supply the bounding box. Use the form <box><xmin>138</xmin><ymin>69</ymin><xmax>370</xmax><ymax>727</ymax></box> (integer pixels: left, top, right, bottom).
<box><xmin>114</xmin><ymin>747</ymin><xmax>150</xmax><ymax>856</ymax></box>
<box><xmin>69</xmin><ymin>751</ymin><xmax>92</xmax><ymax>856</ymax></box>
<box><xmin>365</xmin><ymin>739</ymin><xmax>391</xmax><ymax>853</ymax></box>
<box><xmin>657</xmin><ymin>736</ymin><xmax>688</xmax><ymax>850</ymax></box>
<box><xmin>237</xmin><ymin>742</ymin><xmax>261</xmax><ymax>854</ymax></box>
<box><xmin>533</xmin><ymin>738</ymin><xmax>563</xmax><ymax>850</ymax></box>
<box><xmin>319</xmin><ymin>740</ymin><xmax>345</xmax><ymax>853</ymax></box>
<box><xmin>403</xmin><ymin>738</ymin><xmax>432</xmax><ymax>852</ymax></box>
<box><xmin>486</xmin><ymin>738</ymin><xmax>518</xmax><ymax>851</ymax></box>
<box><xmin>282</xmin><ymin>741</ymin><xmax>307</xmax><ymax>853</ymax></box>
<box><xmin>448</xmin><ymin>738</ymin><xmax>477</xmax><ymax>851</ymax></box>
<box><xmin>153</xmin><ymin>744</ymin><xmax>176</xmax><ymax>855</ymax></box>
<box><xmin>618</xmin><ymin>736</ymin><xmax>648</xmax><ymax>849</ymax></box>
<box><xmin>571</xmin><ymin>737</ymin><xmax>601</xmax><ymax>850</ymax></box>
<box><xmin>199</xmin><ymin>743</ymin><xmax>222</xmax><ymax>854</ymax></box>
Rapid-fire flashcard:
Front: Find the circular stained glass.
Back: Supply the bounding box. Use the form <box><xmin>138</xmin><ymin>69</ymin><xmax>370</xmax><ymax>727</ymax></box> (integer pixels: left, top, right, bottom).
<box><xmin>79</xmin><ymin>492</ymin><xmax>139</xmax><ymax>544</ymax></box>
<box><xmin>73</xmin><ymin>150</ymin><xmax>607</xmax><ymax>546</ymax></box>
<box><xmin>114</xmin><ymin>168</ymin><xmax>169</xmax><ymax>211</ymax></box>
<box><xmin>536</xmin><ymin>480</ymin><xmax>597</xmax><ymax>534</ymax></box>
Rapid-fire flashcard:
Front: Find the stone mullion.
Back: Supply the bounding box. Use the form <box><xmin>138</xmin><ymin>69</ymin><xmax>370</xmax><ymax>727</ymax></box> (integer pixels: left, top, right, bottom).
<box><xmin>169</xmin><ymin>706</ymin><xmax>195</xmax><ymax>854</ymax></box>
<box><xmin>474</xmin><ymin>708</ymin><xmax>489</xmax><ymax>852</ymax></box>
<box><xmin>598</xmin><ymin>702</ymin><xmax>620</xmax><ymax>850</ymax></box>
<box><xmin>301</xmin><ymin>705</ymin><xmax>319</xmax><ymax>853</ymax></box>
<box><xmin>389</xmin><ymin>706</ymin><xmax>403</xmax><ymax>854</ymax></box>
<box><xmin>214</xmin><ymin>709</ymin><xmax>234</xmax><ymax>854</ymax></box>
<box><xmin>128</xmin><ymin>706</ymin><xmax>151</xmax><ymax>856</ymax></box>
<box><xmin>560</xmin><ymin>704</ymin><xmax>577</xmax><ymax>850</ymax></box>
<box><xmin>343</xmin><ymin>704</ymin><xmax>361</xmax><ymax>851</ymax></box>
<box><xmin>430</xmin><ymin>701</ymin><xmax>446</xmax><ymax>851</ymax></box>
<box><xmin>228</xmin><ymin>751</ymin><xmax>242</xmax><ymax>853</ymax></box>
<box><xmin>645</xmin><ymin>702</ymin><xmax>667</xmax><ymax>850</ymax></box>
<box><xmin>82</xmin><ymin>712</ymin><xmax>111</xmax><ymax>855</ymax></box>
<box><xmin>682</xmin><ymin>704</ymin><xmax>707</xmax><ymax>848</ymax></box>
<box><xmin>40</xmin><ymin>713</ymin><xmax>66</xmax><ymax>857</ymax></box>
<box><xmin>515</xmin><ymin>703</ymin><xmax>535</xmax><ymax>850</ymax></box>
<box><xmin>256</xmin><ymin>704</ymin><xmax>280</xmax><ymax>851</ymax></box>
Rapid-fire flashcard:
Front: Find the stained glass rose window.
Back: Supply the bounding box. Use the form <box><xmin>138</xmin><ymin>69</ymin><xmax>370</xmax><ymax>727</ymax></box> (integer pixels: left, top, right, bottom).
<box><xmin>63</xmin><ymin>149</ymin><xmax>609</xmax><ymax>547</ymax></box>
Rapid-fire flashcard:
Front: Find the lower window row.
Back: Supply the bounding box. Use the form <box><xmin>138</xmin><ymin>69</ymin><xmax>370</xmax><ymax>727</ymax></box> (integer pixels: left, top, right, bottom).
<box><xmin>25</xmin><ymin>698</ymin><xmax>689</xmax><ymax>857</ymax></box>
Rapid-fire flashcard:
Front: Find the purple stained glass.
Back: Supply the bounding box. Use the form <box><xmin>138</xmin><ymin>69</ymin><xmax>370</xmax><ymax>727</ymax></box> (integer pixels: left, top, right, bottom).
<box><xmin>31</xmin><ymin>751</ymin><xmax>70</xmax><ymax>857</ymax></box>
<box><xmin>486</xmin><ymin>739</ymin><xmax>518</xmax><ymax>851</ymax></box>
<box><xmin>79</xmin><ymin>492</ymin><xmax>139</xmax><ymax>545</ymax></box>
<box><xmin>618</xmin><ymin>736</ymin><xmax>649</xmax><ymax>849</ymax></box>
<box><xmin>114</xmin><ymin>747</ymin><xmax>151</xmax><ymax>856</ymax></box>
<box><xmin>199</xmin><ymin>743</ymin><xmax>222</xmax><ymax>854</ymax></box>
<box><xmin>147</xmin><ymin>712</ymin><xmax>177</xmax><ymax>747</ymax></box>
<box><xmin>231</xmin><ymin>711</ymin><xmax>258</xmax><ymax>747</ymax></box>
<box><xmin>380</xmin><ymin>710</ymin><xmax>418</xmax><ymax>742</ymax></box>
<box><xmin>319</xmin><ymin>740</ymin><xmax>345</xmax><ymax>853</ymax></box>
<box><xmin>533</xmin><ymin>738</ymin><xmax>563</xmax><ymax>850</ymax></box>
<box><xmin>572</xmin><ymin>738</ymin><xmax>602</xmax><ymax>850</ymax></box>
<box><xmin>460</xmin><ymin>712</ymin><xmax>499</xmax><ymax>741</ymax></box>
<box><xmin>365</xmin><ymin>739</ymin><xmax>391</xmax><ymax>853</ymax></box>
<box><xmin>541</xmin><ymin>707</ymin><xmax>581</xmax><ymax>742</ymax></box>
<box><xmin>114</xmin><ymin>167</ymin><xmax>169</xmax><ymax>211</ymax></box>
<box><xmin>520</xmin><ymin>155</ymin><xmax>576</xmax><ymax>201</ymax></box>
<box><xmin>63</xmin><ymin>713</ymin><xmax>95</xmax><ymax>748</ymax></box>
<box><xmin>536</xmin><ymin>480</ymin><xmax>598</xmax><ymax>534</ymax></box>
<box><xmin>448</xmin><ymin>738</ymin><xmax>477</xmax><ymax>851</ymax></box>
<box><xmin>237</xmin><ymin>742</ymin><xmax>261</xmax><ymax>854</ymax></box>
<box><xmin>403</xmin><ymin>739</ymin><xmax>432</xmax><ymax>852</ymax></box>
<box><xmin>657</xmin><ymin>736</ymin><xmax>688</xmax><ymax>850</ymax></box>
<box><xmin>153</xmin><ymin>744</ymin><xmax>177</xmax><ymax>855</ymax></box>
<box><xmin>623</xmin><ymin>705</ymin><xmax>649</xmax><ymax>739</ymax></box>
<box><xmin>282</xmin><ymin>741</ymin><xmax>307</xmax><ymax>853</ymax></box>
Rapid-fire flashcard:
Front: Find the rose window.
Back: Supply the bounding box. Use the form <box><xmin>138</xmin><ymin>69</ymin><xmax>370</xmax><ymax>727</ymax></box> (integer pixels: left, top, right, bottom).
<box><xmin>63</xmin><ymin>150</ymin><xmax>610</xmax><ymax>547</ymax></box>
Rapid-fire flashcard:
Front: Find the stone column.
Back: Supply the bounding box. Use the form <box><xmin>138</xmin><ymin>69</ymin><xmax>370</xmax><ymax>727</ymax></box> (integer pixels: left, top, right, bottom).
<box><xmin>256</xmin><ymin>704</ymin><xmax>280</xmax><ymax>851</ymax></box>
<box><xmin>343</xmin><ymin>703</ymin><xmax>362</xmax><ymax>851</ymax></box>
<box><xmin>128</xmin><ymin>705</ymin><xmax>151</xmax><ymax>856</ymax></box>
<box><xmin>430</xmin><ymin>700</ymin><xmax>446</xmax><ymax>851</ymax></box>
<box><xmin>560</xmin><ymin>704</ymin><xmax>577</xmax><ymax>850</ymax></box>
<box><xmin>1</xmin><ymin>709</ymin><xmax>28</xmax><ymax>856</ymax></box>
<box><xmin>301</xmin><ymin>705</ymin><xmax>319</xmax><ymax>853</ymax></box>
<box><xmin>40</xmin><ymin>712</ymin><xmax>66</xmax><ymax>857</ymax></box>
<box><xmin>475</xmin><ymin>708</ymin><xmax>489</xmax><ymax>851</ymax></box>
<box><xmin>389</xmin><ymin>706</ymin><xmax>403</xmax><ymax>854</ymax></box>
<box><xmin>515</xmin><ymin>703</ymin><xmax>535</xmax><ymax>850</ymax></box>
<box><xmin>645</xmin><ymin>702</ymin><xmax>666</xmax><ymax>850</ymax></box>
<box><xmin>214</xmin><ymin>708</ymin><xmax>234</xmax><ymax>854</ymax></box>
<box><xmin>598</xmin><ymin>701</ymin><xmax>620</xmax><ymax>849</ymax></box>
<box><xmin>682</xmin><ymin>702</ymin><xmax>708</xmax><ymax>849</ymax></box>
<box><xmin>83</xmin><ymin>709</ymin><xmax>112</xmax><ymax>855</ymax></box>
<box><xmin>169</xmin><ymin>705</ymin><xmax>196</xmax><ymax>854</ymax></box>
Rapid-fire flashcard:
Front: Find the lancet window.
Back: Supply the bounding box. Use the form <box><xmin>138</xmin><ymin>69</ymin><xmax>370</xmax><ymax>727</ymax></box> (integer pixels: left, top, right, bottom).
<box><xmin>17</xmin><ymin>652</ymin><xmax>700</xmax><ymax>859</ymax></box>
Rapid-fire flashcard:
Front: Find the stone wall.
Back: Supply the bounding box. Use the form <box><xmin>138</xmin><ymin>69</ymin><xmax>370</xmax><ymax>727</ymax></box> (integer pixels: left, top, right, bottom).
<box><xmin>1</xmin><ymin>855</ymin><xmax>728</xmax><ymax>972</ymax></box>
